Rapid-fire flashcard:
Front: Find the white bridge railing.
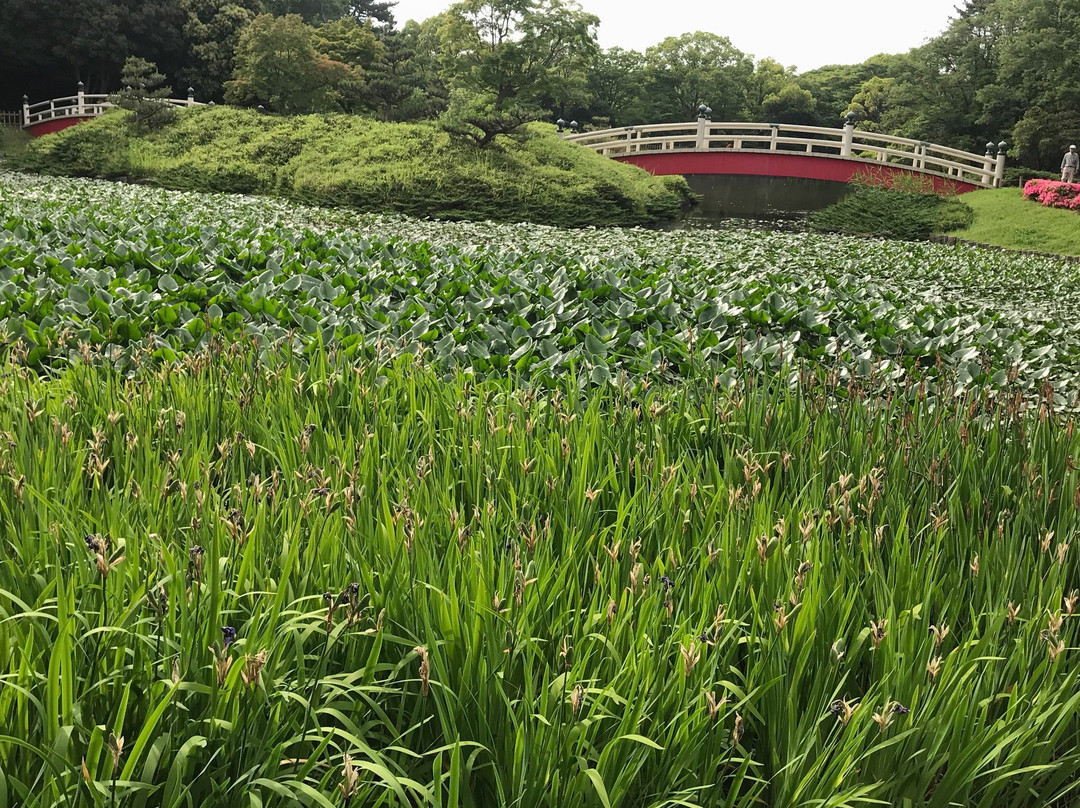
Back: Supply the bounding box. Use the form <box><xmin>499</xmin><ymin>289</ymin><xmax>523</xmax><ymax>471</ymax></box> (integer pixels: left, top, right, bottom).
<box><xmin>564</xmin><ymin>119</ymin><xmax>1007</xmax><ymax>188</ymax></box>
<box><xmin>20</xmin><ymin>85</ymin><xmax>201</xmax><ymax>129</ymax></box>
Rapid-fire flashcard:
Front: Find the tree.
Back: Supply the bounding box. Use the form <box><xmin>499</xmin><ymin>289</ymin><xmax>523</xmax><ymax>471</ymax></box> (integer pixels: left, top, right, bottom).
<box><xmin>350</xmin><ymin>0</ymin><xmax>396</xmax><ymax>29</ymax></box>
<box><xmin>846</xmin><ymin>76</ymin><xmax>899</xmax><ymax>132</ymax></box>
<box><xmin>313</xmin><ymin>16</ymin><xmax>383</xmax><ymax>70</ymax></box>
<box><xmin>109</xmin><ymin>56</ymin><xmax>179</xmax><ymax>131</ymax></box>
<box><xmin>225</xmin><ymin>13</ymin><xmax>357</xmax><ymax>113</ymax></box>
<box><xmin>179</xmin><ymin>0</ymin><xmax>264</xmax><ymax>99</ymax></box>
<box><xmin>363</xmin><ymin>20</ymin><xmax>447</xmax><ymax>120</ymax></box>
<box><xmin>796</xmin><ymin>56</ymin><xmax>896</xmax><ymax>126</ymax></box>
<box><xmin>743</xmin><ymin>58</ymin><xmax>790</xmax><ymax>118</ymax></box>
<box><xmin>0</xmin><ymin>0</ymin><xmax>186</xmax><ymax>104</ymax></box>
<box><xmin>641</xmin><ymin>32</ymin><xmax>753</xmax><ymax>122</ymax></box>
<box><xmin>310</xmin><ymin>16</ymin><xmax>385</xmax><ymax>111</ymax></box>
<box><xmin>761</xmin><ymin>84</ymin><xmax>817</xmax><ymax>124</ymax></box>
<box><xmin>584</xmin><ymin>47</ymin><xmax>645</xmax><ymax>126</ymax></box>
<box><xmin>975</xmin><ymin>0</ymin><xmax>1080</xmax><ymax>168</ymax></box>
<box><xmin>263</xmin><ymin>0</ymin><xmax>350</xmax><ymax>24</ymax></box>
<box><xmin>434</xmin><ymin>0</ymin><xmax>600</xmax><ymax>115</ymax></box>
<box><xmin>439</xmin><ymin>87</ymin><xmax>537</xmax><ymax>145</ymax></box>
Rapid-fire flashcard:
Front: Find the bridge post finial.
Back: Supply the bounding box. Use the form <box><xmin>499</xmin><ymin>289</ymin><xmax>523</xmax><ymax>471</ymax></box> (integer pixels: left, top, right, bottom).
<box><xmin>556</xmin><ymin>118</ymin><xmax>566</xmax><ymax>133</ymax></box>
<box><xmin>983</xmin><ymin>142</ymin><xmax>996</xmax><ymax>187</ymax></box>
<box><xmin>77</xmin><ymin>81</ymin><xmax>85</xmax><ymax>116</ymax></box>
<box><xmin>188</xmin><ymin>87</ymin><xmax>195</xmax><ymax>105</ymax></box>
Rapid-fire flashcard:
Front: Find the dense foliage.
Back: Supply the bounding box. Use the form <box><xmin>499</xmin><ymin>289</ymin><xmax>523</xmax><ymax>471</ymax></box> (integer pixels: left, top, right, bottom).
<box><xmin>809</xmin><ymin>185</ymin><xmax>974</xmax><ymax>241</ymax></box>
<box><xmin>1</xmin><ymin>172</ymin><xmax>1078</xmax><ymax>404</ymax></box>
<box><xmin>1023</xmin><ymin>178</ymin><xmax>1080</xmax><ymax>212</ymax></box>
<box><xmin>1</xmin><ymin>308</ymin><xmax>1079</xmax><ymax>808</ymax></box>
<box><xmin>13</xmin><ymin>110</ymin><xmax>690</xmax><ymax>227</ymax></box>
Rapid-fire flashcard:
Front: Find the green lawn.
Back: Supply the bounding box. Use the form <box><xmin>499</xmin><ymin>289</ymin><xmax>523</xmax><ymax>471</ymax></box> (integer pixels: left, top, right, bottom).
<box><xmin>945</xmin><ymin>186</ymin><xmax>1080</xmax><ymax>255</ymax></box>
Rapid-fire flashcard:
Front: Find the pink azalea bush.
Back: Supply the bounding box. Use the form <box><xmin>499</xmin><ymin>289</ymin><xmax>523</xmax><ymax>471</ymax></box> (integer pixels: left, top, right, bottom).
<box><xmin>1022</xmin><ymin>178</ymin><xmax>1080</xmax><ymax>211</ymax></box>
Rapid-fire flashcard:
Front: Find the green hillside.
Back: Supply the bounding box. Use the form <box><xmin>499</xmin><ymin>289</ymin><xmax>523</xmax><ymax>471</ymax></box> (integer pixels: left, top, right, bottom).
<box><xmin>15</xmin><ymin>107</ymin><xmax>692</xmax><ymax>228</ymax></box>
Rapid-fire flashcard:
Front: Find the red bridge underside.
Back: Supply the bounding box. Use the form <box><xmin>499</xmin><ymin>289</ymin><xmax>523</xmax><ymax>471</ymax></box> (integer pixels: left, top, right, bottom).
<box><xmin>25</xmin><ymin>117</ymin><xmax>93</xmax><ymax>137</ymax></box>
<box><xmin>616</xmin><ymin>151</ymin><xmax>983</xmax><ymax>194</ymax></box>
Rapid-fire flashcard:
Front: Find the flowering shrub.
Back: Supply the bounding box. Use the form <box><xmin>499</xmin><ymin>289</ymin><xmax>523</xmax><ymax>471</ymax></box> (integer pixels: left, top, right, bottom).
<box><xmin>1022</xmin><ymin>178</ymin><xmax>1080</xmax><ymax>210</ymax></box>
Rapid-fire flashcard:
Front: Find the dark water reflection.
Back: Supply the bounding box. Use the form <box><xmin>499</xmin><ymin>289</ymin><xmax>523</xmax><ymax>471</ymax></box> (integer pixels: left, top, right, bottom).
<box><xmin>668</xmin><ymin>174</ymin><xmax>852</xmax><ymax>231</ymax></box>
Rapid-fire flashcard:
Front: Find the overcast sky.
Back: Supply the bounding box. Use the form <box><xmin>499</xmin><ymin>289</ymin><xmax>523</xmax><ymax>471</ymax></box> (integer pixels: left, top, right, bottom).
<box><xmin>391</xmin><ymin>0</ymin><xmax>960</xmax><ymax>72</ymax></box>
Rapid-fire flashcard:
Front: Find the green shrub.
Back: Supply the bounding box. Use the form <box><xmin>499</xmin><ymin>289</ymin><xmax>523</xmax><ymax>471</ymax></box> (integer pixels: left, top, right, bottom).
<box><xmin>1002</xmin><ymin>165</ymin><xmax>1059</xmax><ymax>186</ymax></box>
<box><xmin>0</xmin><ymin>126</ymin><xmax>31</xmax><ymax>162</ymax></box>
<box><xmin>16</xmin><ymin>106</ymin><xmax>692</xmax><ymax>227</ymax></box>
<box><xmin>810</xmin><ymin>185</ymin><xmax>974</xmax><ymax>240</ymax></box>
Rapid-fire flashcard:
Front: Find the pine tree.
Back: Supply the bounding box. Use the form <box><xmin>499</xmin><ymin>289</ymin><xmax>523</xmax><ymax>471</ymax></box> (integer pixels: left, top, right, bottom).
<box><xmin>108</xmin><ymin>57</ymin><xmax>178</xmax><ymax>131</ymax></box>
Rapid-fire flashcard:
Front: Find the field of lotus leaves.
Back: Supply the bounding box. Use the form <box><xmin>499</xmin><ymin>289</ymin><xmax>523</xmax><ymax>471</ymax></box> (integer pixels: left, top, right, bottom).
<box><xmin>2</xmin><ymin>171</ymin><xmax>1079</xmax><ymax>403</ymax></box>
<box><xmin>0</xmin><ymin>170</ymin><xmax>1079</xmax><ymax>808</ymax></box>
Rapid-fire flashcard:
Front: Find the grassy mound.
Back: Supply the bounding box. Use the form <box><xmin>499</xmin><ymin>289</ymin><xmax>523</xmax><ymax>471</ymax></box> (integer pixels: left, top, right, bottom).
<box><xmin>944</xmin><ymin>187</ymin><xmax>1080</xmax><ymax>256</ymax></box>
<box><xmin>809</xmin><ymin>185</ymin><xmax>973</xmax><ymax>240</ymax></box>
<box><xmin>16</xmin><ymin>107</ymin><xmax>692</xmax><ymax>227</ymax></box>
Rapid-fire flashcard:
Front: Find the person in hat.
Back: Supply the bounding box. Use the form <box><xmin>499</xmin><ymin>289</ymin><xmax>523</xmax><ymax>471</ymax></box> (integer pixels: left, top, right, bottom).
<box><xmin>1062</xmin><ymin>145</ymin><xmax>1079</xmax><ymax>182</ymax></box>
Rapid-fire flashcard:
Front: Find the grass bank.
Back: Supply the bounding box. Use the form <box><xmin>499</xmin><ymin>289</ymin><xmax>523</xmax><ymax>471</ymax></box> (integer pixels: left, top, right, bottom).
<box><xmin>14</xmin><ymin>107</ymin><xmax>692</xmax><ymax>227</ymax></box>
<box><xmin>943</xmin><ymin>186</ymin><xmax>1080</xmax><ymax>256</ymax></box>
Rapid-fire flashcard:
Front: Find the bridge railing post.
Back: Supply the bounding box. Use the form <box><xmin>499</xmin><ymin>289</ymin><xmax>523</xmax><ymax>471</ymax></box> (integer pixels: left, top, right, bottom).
<box><xmin>77</xmin><ymin>81</ymin><xmax>85</xmax><ymax>116</ymax></box>
<box><xmin>983</xmin><ymin>142</ymin><xmax>995</xmax><ymax>187</ymax></box>
<box><xmin>841</xmin><ymin>112</ymin><xmax>856</xmax><ymax>158</ymax></box>
<box><xmin>696</xmin><ymin>116</ymin><xmax>706</xmax><ymax>150</ymax></box>
<box><xmin>770</xmin><ymin>124</ymin><xmax>778</xmax><ymax>151</ymax></box>
<box><xmin>22</xmin><ymin>95</ymin><xmax>29</xmax><ymax>127</ymax></box>
<box><xmin>994</xmin><ymin>140</ymin><xmax>1007</xmax><ymax>187</ymax></box>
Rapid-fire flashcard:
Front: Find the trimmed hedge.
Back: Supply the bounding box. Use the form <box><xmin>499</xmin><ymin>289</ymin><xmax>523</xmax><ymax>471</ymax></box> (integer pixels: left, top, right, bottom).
<box><xmin>809</xmin><ymin>185</ymin><xmax>974</xmax><ymax>240</ymax></box>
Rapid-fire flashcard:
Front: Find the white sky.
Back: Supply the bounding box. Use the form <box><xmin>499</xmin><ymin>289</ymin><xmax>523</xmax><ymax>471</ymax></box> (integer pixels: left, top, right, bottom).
<box><xmin>392</xmin><ymin>0</ymin><xmax>960</xmax><ymax>72</ymax></box>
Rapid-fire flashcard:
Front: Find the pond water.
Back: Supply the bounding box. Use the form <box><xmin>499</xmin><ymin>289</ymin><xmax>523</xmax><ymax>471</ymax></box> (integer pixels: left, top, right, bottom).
<box><xmin>671</xmin><ymin>174</ymin><xmax>851</xmax><ymax>229</ymax></box>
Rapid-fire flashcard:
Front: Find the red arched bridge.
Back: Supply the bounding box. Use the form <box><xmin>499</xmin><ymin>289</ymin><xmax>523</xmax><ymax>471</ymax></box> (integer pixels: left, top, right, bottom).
<box><xmin>5</xmin><ymin>85</ymin><xmax>202</xmax><ymax>136</ymax></box>
<box><xmin>564</xmin><ymin>117</ymin><xmax>1007</xmax><ymax>192</ymax></box>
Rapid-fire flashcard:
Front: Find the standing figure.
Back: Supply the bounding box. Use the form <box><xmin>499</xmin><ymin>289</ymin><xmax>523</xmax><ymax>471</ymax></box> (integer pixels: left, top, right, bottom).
<box><xmin>1062</xmin><ymin>145</ymin><xmax>1079</xmax><ymax>182</ymax></box>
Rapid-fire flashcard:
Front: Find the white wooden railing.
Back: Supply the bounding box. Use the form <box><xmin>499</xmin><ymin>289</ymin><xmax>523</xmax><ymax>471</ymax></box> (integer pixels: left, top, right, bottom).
<box><xmin>564</xmin><ymin>119</ymin><xmax>1007</xmax><ymax>188</ymax></box>
<box><xmin>20</xmin><ymin>87</ymin><xmax>201</xmax><ymax>129</ymax></box>
<box><xmin>0</xmin><ymin>110</ymin><xmax>21</xmax><ymax>127</ymax></box>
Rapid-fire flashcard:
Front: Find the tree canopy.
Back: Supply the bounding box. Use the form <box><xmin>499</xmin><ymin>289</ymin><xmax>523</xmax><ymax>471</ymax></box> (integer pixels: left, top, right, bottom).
<box><xmin>2</xmin><ymin>0</ymin><xmax>1079</xmax><ymax>167</ymax></box>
